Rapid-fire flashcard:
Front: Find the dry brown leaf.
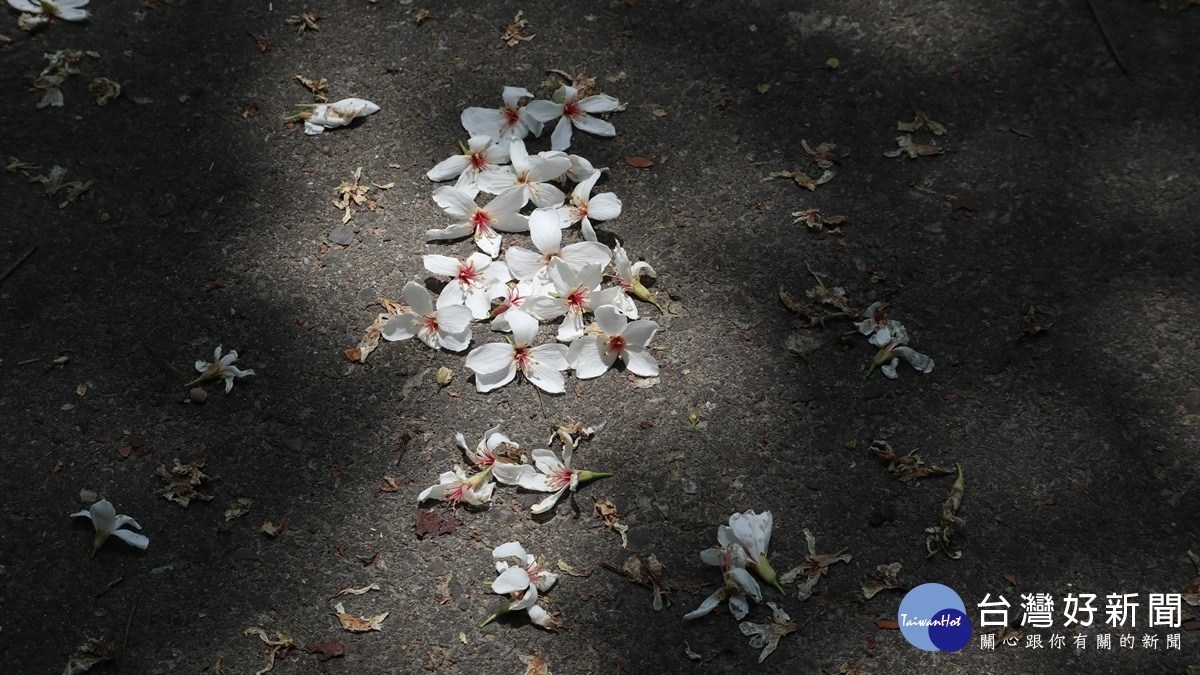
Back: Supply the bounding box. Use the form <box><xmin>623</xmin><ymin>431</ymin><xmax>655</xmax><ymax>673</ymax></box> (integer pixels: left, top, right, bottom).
<box><xmin>331</xmin><ymin>583</ymin><xmax>380</xmax><ymax>599</ymax></box>
<box><xmin>250</xmin><ymin>33</ymin><xmax>272</xmax><ymax>52</ymax></box>
<box><xmin>413</xmin><ymin>8</ymin><xmax>434</xmax><ymax>25</ymax></box>
<box><xmin>593</xmin><ymin>498</ymin><xmax>629</xmax><ymax>548</ymax></box>
<box><xmin>286</xmin><ymin>12</ymin><xmax>319</xmax><ymax>33</ymax></box>
<box><xmin>88</xmin><ymin>77</ymin><xmax>121</xmax><ymax>106</ymax></box>
<box><xmin>414</xmin><ymin>510</ymin><xmax>462</xmax><ymax>538</ymax></box>
<box><xmin>294</xmin><ymin>74</ymin><xmax>328</xmax><ymax>102</ymax></box>
<box><xmin>346</xmin><ymin>298</ymin><xmax>401</xmax><ymax>362</ymax></box>
<box><xmin>523</xmin><ymin>654</ymin><xmax>550</xmax><ymax>675</ymax></box>
<box><xmin>307</xmin><ymin>640</ymin><xmax>344</xmax><ymax>661</ymax></box>
<box><xmin>62</xmin><ymin>637</ymin><xmax>117</xmax><ymax>675</ymax></box>
<box><xmin>244</xmin><ymin>628</ymin><xmax>295</xmax><ymax>675</ymax></box>
<box><xmin>801</xmin><ymin>139</ymin><xmax>840</xmax><ymax>168</ymax></box>
<box><xmin>157</xmin><ymin>458</ymin><xmax>213</xmax><ymax>507</ymax></box>
<box><xmin>374</xmin><ymin>476</ymin><xmax>401</xmax><ymax>496</ymax></box>
<box><xmin>780</xmin><ymin>529</ymin><xmax>851</xmax><ymax>600</ymax></box>
<box><xmin>625</xmin><ymin>156</ymin><xmax>654</xmax><ymax>168</ymax></box>
<box><xmin>334</xmin><ymin>602</ymin><xmax>388</xmax><ymax>632</ymax></box>
<box><xmin>873</xmin><ymin>619</ymin><xmax>899</xmax><ymax>630</ymax></box>
<box><xmin>793</xmin><ymin>208</ymin><xmax>849</xmax><ymax>234</ymax></box>
<box><xmin>884</xmin><ymin>135</ymin><xmax>944</xmax><ymax>159</ymax></box>
<box><xmin>766</xmin><ymin>169</ymin><xmax>833</xmax><ymax>191</ymax></box>
<box><xmin>557</xmin><ymin>560</ymin><xmax>591</xmax><ymax>577</ymax></box>
<box><xmin>897</xmin><ymin>110</ymin><xmax>947</xmax><ymax>135</ymax></box>
<box><xmin>502</xmin><ymin>11</ymin><xmax>534</xmax><ymax>46</ymax></box>
<box><xmin>926</xmin><ymin>464</ymin><xmax>965</xmax><ymax>559</ymax></box>
<box><xmin>224</xmin><ymin>497</ymin><xmax>253</xmax><ymax>522</ymax></box>
<box><xmin>871</xmin><ymin>440</ymin><xmax>955</xmax><ymax>482</ymax></box>
<box><xmin>862</xmin><ymin>562</ymin><xmax>905</xmax><ymax>599</ymax></box>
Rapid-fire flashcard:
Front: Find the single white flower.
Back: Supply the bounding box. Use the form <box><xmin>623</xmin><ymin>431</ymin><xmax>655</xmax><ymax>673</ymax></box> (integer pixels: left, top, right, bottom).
<box><xmin>567</xmin><ymin>170</ymin><xmax>622</xmax><ymax>242</ymax></box>
<box><xmin>423</xmin><ymin>252</ymin><xmax>511</xmax><ymax>320</ymax></box>
<box><xmin>455</xmin><ymin>425</ymin><xmax>534</xmax><ymax>486</ymax></box>
<box><xmin>460</xmin><ymin>86</ymin><xmax>544</xmax><ymax>147</ymax></box>
<box><xmin>464</xmin><ymin>309</ymin><xmax>569</xmax><ymax>394</ymax></box>
<box><xmin>291</xmin><ymin>98</ymin><xmax>380</xmax><ymax>135</ymax></box>
<box><xmin>418</xmin><ymin>464</ymin><xmax>495</xmax><ymax>506</ymax></box>
<box><xmin>512</xmin><ymin>437</ymin><xmax>612</xmax><ymax>514</ymax></box>
<box><xmin>489</xmin><ymin>280</ymin><xmax>536</xmax><ymax>332</ymax></box>
<box><xmin>426</xmin><ymin>185</ymin><xmax>528</xmax><ymax>257</ymax></box>
<box><xmin>739</xmin><ymin>602</ymin><xmax>798</xmax><ymax>663</ymax></box>
<box><xmin>725</xmin><ymin>511</ymin><xmax>784</xmax><ymax>593</ymax></box>
<box><xmin>482</xmin><ymin>541</ymin><xmax>562</xmax><ymax>630</ymax></box>
<box><xmin>381</xmin><ymin>281</ymin><xmax>473</xmax><ymax>352</ymax></box>
<box><xmin>189</xmin><ymin>345</ymin><xmax>255</xmax><ymax>393</ymax></box>
<box><xmin>524</xmin><ymin>259</ymin><xmax>622</xmax><ymax>342</ymax></box>
<box><xmin>9</xmin><ymin>0</ymin><xmax>89</xmax><ymax>28</ymax></box>
<box><xmin>684</xmin><ymin>542</ymin><xmax>763</xmax><ymax>621</ymax></box>
<box><xmin>505</xmin><ymin>209</ymin><xmax>612</xmax><ymax>289</ymax></box>
<box><xmin>475</xmin><ymin>139</ymin><xmax>571</xmax><ymax>208</ymax></box>
<box><xmin>567</xmin><ymin>304</ymin><xmax>659</xmax><ymax>379</ymax></box>
<box><xmin>526</xmin><ymin>85</ymin><xmax>620</xmax><ymax>151</ymax></box>
<box><xmin>72</xmin><ymin>499</ymin><xmax>148</xmax><ymax>557</ymax></box>
<box><xmin>426</xmin><ymin>135</ymin><xmax>512</xmax><ymax>199</ymax></box>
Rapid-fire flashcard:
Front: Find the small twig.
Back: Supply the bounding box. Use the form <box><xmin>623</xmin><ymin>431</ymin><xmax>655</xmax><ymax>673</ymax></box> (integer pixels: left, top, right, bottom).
<box><xmin>94</xmin><ymin>576</ymin><xmax>123</xmax><ymax>598</ymax></box>
<box><xmin>1085</xmin><ymin>0</ymin><xmax>1131</xmax><ymax>76</ymax></box>
<box><xmin>141</xmin><ymin>344</ymin><xmax>187</xmax><ymax>384</ymax></box>
<box><xmin>0</xmin><ymin>246</ymin><xmax>37</xmax><ymax>286</ymax></box>
<box><xmin>121</xmin><ymin>597</ymin><xmax>137</xmax><ymax>670</ymax></box>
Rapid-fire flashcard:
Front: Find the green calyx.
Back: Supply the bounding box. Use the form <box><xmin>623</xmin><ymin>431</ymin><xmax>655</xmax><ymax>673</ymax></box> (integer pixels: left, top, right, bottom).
<box><xmin>576</xmin><ymin>470</ymin><xmax>612</xmax><ymax>484</ymax></box>
<box><xmin>480</xmin><ymin>602</ymin><xmax>511</xmax><ymax>627</ymax></box>
<box><xmin>756</xmin><ymin>553</ymin><xmax>785</xmax><ymax>594</ymax></box>
<box><xmin>865</xmin><ymin>348</ymin><xmax>898</xmax><ymax>379</ymax></box>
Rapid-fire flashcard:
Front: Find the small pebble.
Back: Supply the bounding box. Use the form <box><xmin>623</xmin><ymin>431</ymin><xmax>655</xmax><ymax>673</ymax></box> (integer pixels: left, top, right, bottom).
<box><xmin>188</xmin><ymin>387</ymin><xmax>208</xmax><ymax>403</ymax></box>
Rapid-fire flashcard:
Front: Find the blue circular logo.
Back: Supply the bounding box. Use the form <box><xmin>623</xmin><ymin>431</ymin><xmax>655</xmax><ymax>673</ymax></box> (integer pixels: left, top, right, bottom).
<box><xmin>897</xmin><ymin>583</ymin><xmax>972</xmax><ymax>652</ymax></box>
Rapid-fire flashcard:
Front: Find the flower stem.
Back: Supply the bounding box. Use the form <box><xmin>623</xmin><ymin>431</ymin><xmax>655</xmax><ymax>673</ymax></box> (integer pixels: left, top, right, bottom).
<box><xmin>576</xmin><ymin>470</ymin><xmax>612</xmax><ymax>484</ymax></box>
<box><xmin>480</xmin><ymin>602</ymin><xmax>511</xmax><ymax>627</ymax></box>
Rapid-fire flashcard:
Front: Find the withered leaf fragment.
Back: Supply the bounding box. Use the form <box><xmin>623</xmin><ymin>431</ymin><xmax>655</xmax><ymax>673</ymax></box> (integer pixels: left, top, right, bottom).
<box><xmin>414</xmin><ymin>510</ymin><xmax>462</xmax><ymax>539</ymax></box>
<box><xmin>601</xmin><ymin>553</ymin><xmax>671</xmax><ymax>610</ymax></box>
<box><xmin>244</xmin><ymin>628</ymin><xmax>295</xmax><ymax>675</ymax></box>
<box><xmin>294</xmin><ymin>74</ymin><xmax>328</xmax><ymax>102</ymax></box>
<box><xmin>780</xmin><ymin>528</ymin><xmax>851</xmax><ymax>600</ymax></box>
<box><xmin>801</xmin><ymin>139</ymin><xmax>841</xmax><ymax>168</ymax></box>
<box><xmin>307</xmin><ymin>641</ymin><xmax>344</xmax><ymax>661</ymax></box>
<box><xmin>884</xmin><ymin>135</ymin><xmax>944</xmax><ymax>159</ymax></box>
<box><xmin>331</xmin><ymin>582</ymin><xmax>380</xmax><ymax>598</ymax></box>
<box><xmin>593</xmin><ymin>498</ymin><xmax>629</xmax><ymax>548</ymax></box>
<box><xmin>765</xmin><ymin>169</ymin><xmax>833</xmax><ymax>191</ymax></box>
<box><xmin>739</xmin><ymin>602</ymin><xmax>799</xmax><ymax>663</ymax></box>
<box><xmin>334</xmin><ymin>602</ymin><xmax>388</xmax><ymax>632</ymax></box>
<box><xmin>286</xmin><ymin>12</ymin><xmax>319</xmax><ymax>33</ymax></box>
<box><xmin>862</xmin><ymin>562</ymin><xmax>906</xmax><ymax>599</ymax></box>
<box><xmin>793</xmin><ymin>208</ymin><xmax>849</xmax><ymax>234</ymax></box>
<box><xmin>332</xmin><ymin>167</ymin><xmax>381</xmax><ymax>224</ymax></box>
<box><xmin>157</xmin><ymin>457</ymin><xmax>214</xmax><ymax>507</ymax></box>
<box><xmin>897</xmin><ymin>110</ymin><xmax>947</xmax><ymax>136</ymax></box>
<box><xmin>502</xmin><ymin>11</ymin><xmax>534</xmax><ymax>46</ymax></box>
<box><xmin>925</xmin><ymin>463</ymin><xmax>965</xmax><ymax>559</ymax></box>
<box><xmin>89</xmin><ymin>78</ymin><xmax>121</xmax><ymax>106</ymax></box>
<box><xmin>345</xmin><ymin>298</ymin><xmax>401</xmax><ymax>363</ymax></box>
<box><xmin>63</xmin><ymin>637</ymin><xmax>118</xmax><ymax>675</ymax></box>
<box><xmin>224</xmin><ymin>497</ymin><xmax>253</xmax><ymax>521</ymax></box>
<box><xmin>871</xmin><ymin>440</ymin><xmax>955</xmax><ymax>482</ymax></box>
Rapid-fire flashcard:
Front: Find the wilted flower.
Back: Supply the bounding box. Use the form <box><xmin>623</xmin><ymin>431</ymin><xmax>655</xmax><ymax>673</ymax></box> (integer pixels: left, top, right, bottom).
<box><xmin>739</xmin><ymin>602</ymin><xmax>798</xmax><ymax>663</ymax></box>
<box><xmin>482</xmin><ymin>541</ymin><xmax>561</xmax><ymax>630</ymax></box>
<box><xmin>724</xmin><ymin>511</ymin><xmax>784</xmax><ymax>593</ymax></box>
<box><xmin>511</xmin><ymin>436</ymin><xmax>611</xmax><ymax>514</ymax></box>
<box><xmin>456</xmin><ymin>425</ymin><xmax>531</xmax><ymax>487</ymax></box>
<box><xmin>72</xmin><ymin>499</ymin><xmax>148</xmax><ymax>557</ymax></box>
<box><xmin>288</xmin><ymin>98</ymin><xmax>380</xmax><ymax>135</ymax></box>
<box><xmin>684</xmin><ymin>542</ymin><xmax>762</xmax><ymax>621</ymax></box>
<box><xmin>418</xmin><ymin>465</ymin><xmax>494</xmax><ymax>506</ymax></box>
<box><xmin>526</xmin><ymin>85</ymin><xmax>620</xmax><ymax>151</ymax></box>
<box><xmin>188</xmin><ymin>345</ymin><xmax>255</xmax><ymax>393</ymax></box>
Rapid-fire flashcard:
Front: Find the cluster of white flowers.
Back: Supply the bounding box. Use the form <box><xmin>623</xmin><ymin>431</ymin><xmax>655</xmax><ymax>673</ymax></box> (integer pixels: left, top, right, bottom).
<box><xmin>483</xmin><ymin>540</ymin><xmax>561</xmax><ymax>630</ymax></box>
<box><xmin>8</xmin><ymin>0</ymin><xmax>89</xmax><ymax>31</ymax></box>
<box><xmin>382</xmin><ymin>83</ymin><xmax>663</xmax><ymax>395</ymax></box>
<box><xmin>418</xmin><ymin>424</ymin><xmax>610</xmax><ymax>515</ymax></box>
<box><xmin>857</xmin><ymin>302</ymin><xmax>934</xmax><ymax>379</ymax></box>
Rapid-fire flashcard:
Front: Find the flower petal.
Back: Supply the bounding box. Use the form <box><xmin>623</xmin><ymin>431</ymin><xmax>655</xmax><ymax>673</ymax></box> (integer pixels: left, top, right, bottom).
<box><xmin>528</xmin><ymin>209</ymin><xmax>563</xmax><ymax>254</ymax></box>
<box><xmin>402</xmin><ymin>281</ymin><xmax>435</xmax><ymax>316</ymax></box>
<box><xmin>550</xmin><ymin>116</ymin><xmax>573</xmax><ymax>151</ymax></box>
<box><xmin>578</xmin><ymin>94</ymin><xmax>620</xmax><ymax>113</ymax></box>
<box><xmin>110</xmin><ymin>529</ymin><xmax>150</xmax><ymax>550</ymax></box>
<box><xmin>621</xmin><ymin>346</ymin><xmax>659</xmax><ymax>377</ymax></box>
<box><xmin>492</xmin><ymin>565</ymin><xmax>532</xmax><ymax>595</ymax></box>
<box><xmin>895</xmin><ymin>346</ymin><xmax>935</xmax><ymax>374</ymax></box>
<box><xmin>587</xmin><ymin>193</ymin><xmax>622</xmax><ymax>221</ymax></box>
<box><xmin>381</xmin><ymin>314</ymin><xmax>419</xmax><ymax>341</ymax></box>
<box><xmin>437</xmin><ymin>304</ymin><xmax>474</xmax><ymax>334</ymax></box>
<box><xmin>474</xmin><ymin>364</ymin><xmax>518</xmax><ymax>393</ymax></box>
<box><xmin>571</xmin><ymin>115</ymin><xmax>616</xmax><ymax>137</ymax></box>
<box><xmin>525</xmin><ymin>358</ymin><xmax>566</xmax><ymax>394</ymax></box>
<box><xmin>594</xmin><ymin>304</ymin><xmax>628</xmax><ymax>336</ymax></box>
<box><xmin>432</xmin><ymin>185</ymin><xmax>476</xmax><ymax>219</ymax></box>
<box><xmin>425</xmin><ymin>222</ymin><xmax>473</xmax><ymax>243</ymax></box>
<box><xmin>683</xmin><ymin>589</ymin><xmax>725</xmax><ymax>620</ymax></box>
<box><xmin>621</xmin><ymin>319</ymin><xmax>659</xmax><ymax>348</ymax></box>
<box><xmin>492</xmin><ymin>462</ymin><xmax>537</xmax><ymax>486</ymax></box>
<box><xmin>530</xmin><ymin>487</ymin><xmax>568</xmax><ymax>514</ymax></box>
<box><xmin>466</xmin><ymin>343</ymin><xmax>515</xmax><ymax>375</ymax></box>
<box><xmin>507</xmin><ymin>308</ymin><xmax>539</xmax><ymax>347</ymax></box>
<box><xmin>525</xmin><ymin>100</ymin><xmax>563</xmax><ymax>124</ymax></box>
<box><xmin>427</xmin><ymin>154</ymin><xmax>469</xmax><ymax>182</ymax></box>
<box><xmin>422</xmin><ymin>254</ymin><xmax>462</xmax><ymax>278</ymax></box>
<box><xmin>567</xmin><ymin>337</ymin><xmax>609</xmax><ymax>379</ymax></box>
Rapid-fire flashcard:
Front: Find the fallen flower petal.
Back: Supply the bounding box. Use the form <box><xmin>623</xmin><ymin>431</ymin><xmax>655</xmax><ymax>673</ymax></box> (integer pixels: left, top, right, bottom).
<box><xmin>288</xmin><ymin>98</ymin><xmax>379</xmax><ymax>135</ymax></box>
<box><xmin>72</xmin><ymin>499</ymin><xmax>148</xmax><ymax>557</ymax></box>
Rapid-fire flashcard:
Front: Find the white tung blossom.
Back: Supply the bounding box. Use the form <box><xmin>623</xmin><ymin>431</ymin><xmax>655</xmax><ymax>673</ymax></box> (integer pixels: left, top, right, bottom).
<box><xmin>423</xmin><ymin>252</ymin><xmax>511</xmax><ymax>320</ymax></box>
<box><xmin>566</xmin><ymin>304</ymin><xmax>659</xmax><ymax>379</ymax></box>
<box><xmin>475</xmin><ymin>139</ymin><xmax>570</xmax><ymax>208</ymax></box>
<box><xmin>426</xmin><ymin>135</ymin><xmax>511</xmax><ymax>199</ymax></box>
<box><xmin>464</xmin><ymin>309</ymin><xmax>569</xmax><ymax>394</ymax></box>
<box><xmin>526</xmin><ymin>85</ymin><xmax>621</xmax><ymax>151</ymax></box>
<box><xmin>426</xmin><ymin>185</ymin><xmax>528</xmax><ymax>257</ymax></box>
<box><xmin>381</xmin><ymin>281</ymin><xmax>473</xmax><ymax>352</ymax></box>
<box><xmin>460</xmin><ymin>86</ymin><xmax>543</xmax><ymax>147</ymax></box>
<box><xmin>72</xmin><ymin>499</ymin><xmax>148</xmax><ymax>557</ymax></box>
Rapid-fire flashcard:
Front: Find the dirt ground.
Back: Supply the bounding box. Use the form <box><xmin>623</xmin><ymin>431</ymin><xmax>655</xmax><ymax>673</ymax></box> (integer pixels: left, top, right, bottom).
<box><xmin>1</xmin><ymin>0</ymin><xmax>1198</xmax><ymax>673</ymax></box>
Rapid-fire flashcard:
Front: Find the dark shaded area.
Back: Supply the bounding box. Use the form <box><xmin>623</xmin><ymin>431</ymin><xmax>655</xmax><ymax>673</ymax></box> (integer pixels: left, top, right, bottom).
<box><xmin>1</xmin><ymin>1</ymin><xmax>1197</xmax><ymax>673</ymax></box>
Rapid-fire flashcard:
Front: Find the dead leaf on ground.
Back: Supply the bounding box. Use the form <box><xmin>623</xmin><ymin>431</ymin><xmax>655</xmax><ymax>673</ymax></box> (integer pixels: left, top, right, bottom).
<box><xmin>306</xmin><ymin>641</ymin><xmax>344</xmax><ymax>661</ymax></box>
<box><xmin>897</xmin><ymin>109</ymin><xmax>947</xmax><ymax>135</ymax></box>
<box><xmin>330</xmin><ymin>582</ymin><xmax>381</xmax><ymax>599</ymax></box>
<box><xmin>780</xmin><ymin>529</ymin><xmax>851</xmax><ymax>600</ymax></box>
<box><xmin>1002</xmin><ymin>573</ymin><xmax>1019</xmax><ymax>587</ymax></box>
<box><xmin>333</xmin><ymin>603</ymin><xmax>388</xmax><ymax>632</ymax></box>
<box><xmin>873</xmin><ymin>618</ymin><xmax>899</xmax><ymax>630</ymax></box>
<box><xmin>294</xmin><ymin>74</ymin><xmax>328</xmax><ymax>102</ymax></box>
<box><xmin>557</xmin><ymin>560</ymin><xmax>591</xmax><ymax>577</ymax></box>
<box><xmin>684</xmin><ymin>643</ymin><xmax>703</xmax><ymax>661</ymax></box>
<box><xmin>601</xmin><ymin>554</ymin><xmax>670</xmax><ymax>610</ymax></box>
<box><xmin>862</xmin><ymin>562</ymin><xmax>905</xmax><ymax>599</ymax></box>
<box><xmin>286</xmin><ymin>11</ymin><xmax>319</xmax><ymax>33</ymax></box>
<box><xmin>413</xmin><ymin>8</ymin><xmax>435</xmax><ymax>25</ymax></box>
<box><xmin>625</xmin><ymin>156</ymin><xmax>653</xmax><ymax>168</ymax></box>
<box><xmin>224</xmin><ymin>497</ymin><xmax>253</xmax><ymax>522</ymax></box>
<box><xmin>871</xmin><ymin>440</ymin><xmax>955</xmax><ymax>482</ymax></box>
<box><xmin>374</xmin><ymin>476</ymin><xmax>401</xmax><ymax>496</ymax></box>
<box><xmin>62</xmin><ymin>637</ymin><xmax>117</xmax><ymax>675</ymax></box>
<box><xmin>593</xmin><ymin>498</ymin><xmax>629</xmax><ymax>548</ymax></box>
<box><xmin>261</xmin><ymin>517</ymin><xmax>286</xmax><ymax>538</ymax></box>
<box><xmin>88</xmin><ymin>77</ymin><xmax>121</xmax><ymax>106</ymax></box>
<box><xmin>523</xmin><ymin>654</ymin><xmax>550</xmax><ymax>675</ymax></box>
<box><xmin>502</xmin><ymin>11</ymin><xmax>534</xmax><ymax>46</ymax></box>
<box><xmin>884</xmin><ymin>135</ymin><xmax>944</xmax><ymax>159</ymax></box>
<box><xmin>1017</xmin><ymin>306</ymin><xmax>1052</xmax><ymax>341</ymax></box>
<box><xmin>792</xmin><ymin>208</ymin><xmax>849</xmax><ymax>234</ymax></box>
<box><xmin>414</xmin><ymin>510</ymin><xmax>462</xmax><ymax>539</ymax></box>
<box><xmin>244</xmin><ymin>627</ymin><xmax>296</xmax><ymax>675</ymax></box>
<box><xmin>157</xmin><ymin>457</ymin><xmax>214</xmax><ymax>507</ymax></box>
<box><xmin>332</xmin><ymin>167</ymin><xmax>384</xmax><ymax>224</ymax></box>
<box><xmin>250</xmin><ymin>33</ymin><xmax>272</xmax><ymax>52</ymax></box>
<box><xmin>801</xmin><ymin>139</ymin><xmax>841</xmax><ymax>168</ymax></box>
<box><xmin>926</xmin><ymin>464</ymin><xmax>965</xmax><ymax>559</ymax></box>
<box><xmin>765</xmin><ymin>169</ymin><xmax>833</xmax><ymax>191</ymax></box>
<box><xmin>739</xmin><ymin>602</ymin><xmax>799</xmax><ymax>663</ymax></box>
<box><xmin>346</xmin><ymin>298</ymin><xmax>402</xmax><ymax>363</ymax></box>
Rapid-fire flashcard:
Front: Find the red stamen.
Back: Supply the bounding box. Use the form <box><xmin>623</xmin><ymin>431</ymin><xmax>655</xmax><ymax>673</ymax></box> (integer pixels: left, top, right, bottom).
<box><xmin>471</xmin><ymin>209</ymin><xmax>496</xmax><ymax>235</ymax></box>
<box><xmin>605</xmin><ymin>334</ymin><xmax>627</xmax><ymax>356</ymax></box>
<box><xmin>563</xmin><ymin>100</ymin><xmax>582</xmax><ymax>119</ymax></box>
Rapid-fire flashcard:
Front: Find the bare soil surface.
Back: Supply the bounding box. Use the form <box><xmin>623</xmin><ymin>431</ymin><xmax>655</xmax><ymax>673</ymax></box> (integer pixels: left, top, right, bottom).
<box><xmin>1</xmin><ymin>1</ymin><xmax>1198</xmax><ymax>674</ymax></box>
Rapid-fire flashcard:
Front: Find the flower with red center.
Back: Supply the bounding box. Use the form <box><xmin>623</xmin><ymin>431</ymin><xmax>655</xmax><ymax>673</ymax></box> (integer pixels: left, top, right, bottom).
<box><xmin>609</xmin><ymin>240</ymin><xmax>662</xmax><ymax>318</ymax></box>
<box><xmin>381</xmin><ymin>281</ymin><xmax>473</xmax><ymax>352</ymax></box>
<box><xmin>475</xmin><ymin>139</ymin><xmax>570</xmax><ymax>207</ymax></box>
<box><xmin>426</xmin><ymin>135</ymin><xmax>511</xmax><ymax>198</ymax></box>
<box><xmin>423</xmin><ymin>252</ymin><xmax>511</xmax><ymax>320</ymax></box>
<box><xmin>505</xmin><ymin>210</ymin><xmax>611</xmax><ymax>293</ymax></box>
<box><xmin>684</xmin><ymin>542</ymin><xmax>763</xmax><ymax>621</ymax></box>
<box><xmin>513</xmin><ymin>436</ymin><xmax>611</xmax><ymax>514</ymax></box>
<box><xmin>567</xmin><ymin>305</ymin><xmax>660</xmax><ymax>379</ymax></box>
<box><xmin>464</xmin><ymin>309</ymin><xmax>569</xmax><ymax>394</ymax></box>
<box><xmin>523</xmin><ymin>259</ymin><xmax>622</xmax><ymax>342</ymax></box>
<box><xmin>418</xmin><ymin>464</ymin><xmax>494</xmax><ymax>506</ymax></box>
<box><xmin>565</xmin><ymin>169</ymin><xmax>622</xmax><ymax>242</ymax></box>
<box><xmin>855</xmin><ymin>301</ymin><xmax>905</xmax><ymax>348</ymax></box>
<box><xmin>526</xmin><ymin>85</ymin><xmax>621</xmax><ymax>151</ymax></box>
<box><xmin>426</xmin><ymin>185</ymin><xmax>528</xmax><ymax>257</ymax></box>
<box><xmin>482</xmin><ymin>541</ymin><xmax>562</xmax><ymax>630</ymax></box>
<box><xmin>461</xmin><ymin>87</ymin><xmax>544</xmax><ymax>149</ymax></box>
<box><xmin>490</xmin><ymin>280</ymin><xmax>538</xmax><ymax>332</ymax></box>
